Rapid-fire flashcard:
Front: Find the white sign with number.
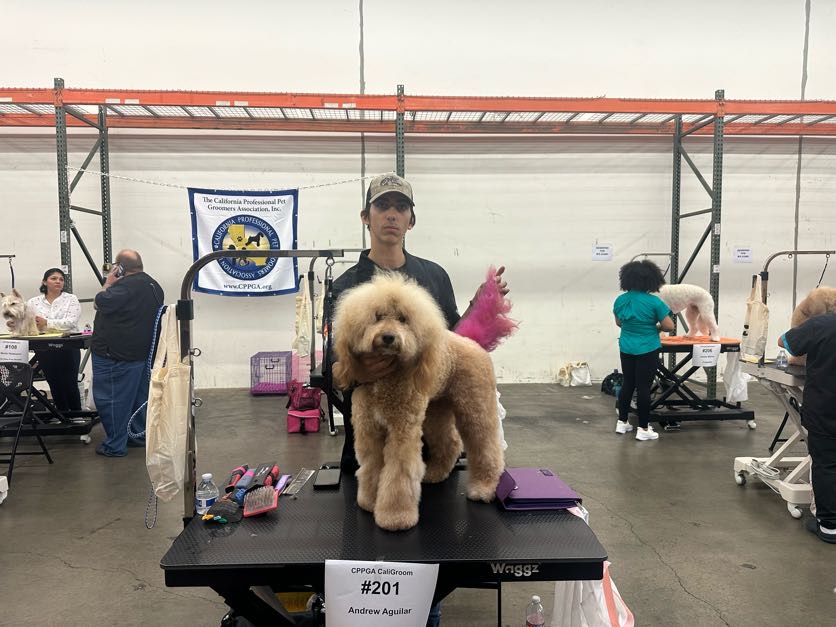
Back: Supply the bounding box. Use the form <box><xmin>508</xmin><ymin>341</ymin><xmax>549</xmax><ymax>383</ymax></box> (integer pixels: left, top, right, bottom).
<box><xmin>692</xmin><ymin>343</ymin><xmax>721</xmax><ymax>367</ymax></box>
<box><xmin>0</xmin><ymin>339</ymin><xmax>29</xmax><ymax>363</ymax></box>
<box><xmin>325</xmin><ymin>559</ymin><xmax>439</xmax><ymax>627</ymax></box>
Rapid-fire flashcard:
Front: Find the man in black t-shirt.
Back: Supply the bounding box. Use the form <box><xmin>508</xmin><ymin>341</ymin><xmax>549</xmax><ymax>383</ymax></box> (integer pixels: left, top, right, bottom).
<box><xmin>91</xmin><ymin>249</ymin><xmax>164</xmax><ymax>457</ymax></box>
<box><xmin>323</xmin><ymin>173</ymin><xmax>508</xmax><ymax>627</ymax></box>
<box><xmin>780</xmin><ymin>312</ymin><xmax>836</xmax><ymax>543</ymax></box>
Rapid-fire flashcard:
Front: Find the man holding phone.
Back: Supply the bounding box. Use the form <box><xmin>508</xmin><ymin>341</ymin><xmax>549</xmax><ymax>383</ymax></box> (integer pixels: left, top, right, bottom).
<box><xmin>91</xmin><ymin>249</ymin><xmax>164</xmax><ymax>457</ymax></box>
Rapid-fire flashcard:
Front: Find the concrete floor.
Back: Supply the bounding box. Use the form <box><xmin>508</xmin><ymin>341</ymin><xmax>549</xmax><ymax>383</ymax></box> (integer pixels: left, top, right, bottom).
<box><xmin>2</xmin><ymin>383</ymin><xmax>835</xmax><ymax>626</ymax></box>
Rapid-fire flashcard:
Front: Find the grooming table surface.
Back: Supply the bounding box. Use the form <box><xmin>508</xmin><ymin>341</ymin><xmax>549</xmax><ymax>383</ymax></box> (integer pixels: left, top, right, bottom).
<box><xmin>661</xmin><ymin>336</ymin><xmax>741</xmax><ymax>347</ymax></box>
<box><xmin>162</xmin><ymin>470</ymin><xmax>607</xmax><ymax>621</ymax></box>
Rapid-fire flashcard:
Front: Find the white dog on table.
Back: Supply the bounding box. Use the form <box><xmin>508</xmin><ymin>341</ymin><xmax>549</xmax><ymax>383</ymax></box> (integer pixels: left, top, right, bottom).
<box><xmin>1</xmin><ymin>288</ymin><xmax>39</xmax><ymax>337</ymax></box>
<box><xmin>658</xmin><ymin>284</ymin><xmax>720</xmax><ymax>341</ymax></box>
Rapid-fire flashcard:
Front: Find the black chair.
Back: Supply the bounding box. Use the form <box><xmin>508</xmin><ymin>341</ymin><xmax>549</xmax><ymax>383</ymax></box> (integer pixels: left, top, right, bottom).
<box><xmin>0</xmin><ymin>362</ymin><xmax>54</xmax><ymax>484</ymax></box>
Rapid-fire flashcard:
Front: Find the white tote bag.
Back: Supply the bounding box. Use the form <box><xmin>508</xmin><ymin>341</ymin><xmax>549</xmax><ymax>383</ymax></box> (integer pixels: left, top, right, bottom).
<box><xmin>145</xmin><ymin>307</ymin><xmax>191</xmax><ymax>502</ymax></box>
<box><xmin>741</xmin><ymin>275</ymin><xmax>769</xmax><ymax>361</ymax></box>
<box><xmin>293</xmin><ymin>275</ymin><xmax>312</xmax><ymax>357</ymax></box>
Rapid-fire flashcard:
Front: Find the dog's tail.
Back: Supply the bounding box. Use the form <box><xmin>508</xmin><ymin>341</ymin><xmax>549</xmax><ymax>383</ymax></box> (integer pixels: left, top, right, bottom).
<box><xmin>454</xmin><ymin>266</ymin><xmax>518</xmax><ymax>352</ymax></box>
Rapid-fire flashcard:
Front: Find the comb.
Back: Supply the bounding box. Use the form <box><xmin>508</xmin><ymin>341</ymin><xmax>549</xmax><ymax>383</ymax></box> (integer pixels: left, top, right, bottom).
<box><xmin>243</xmin><ymin>485</ymin><xmax>279</xmax><ymax>517</ymax></box>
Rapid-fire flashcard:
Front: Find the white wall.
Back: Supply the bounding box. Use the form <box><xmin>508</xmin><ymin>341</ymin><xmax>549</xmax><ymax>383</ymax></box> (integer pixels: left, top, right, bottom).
<box><xmin>1</xmin><ymin>1</ymin><xmax>835</xmax><ymax>388</ymax></box>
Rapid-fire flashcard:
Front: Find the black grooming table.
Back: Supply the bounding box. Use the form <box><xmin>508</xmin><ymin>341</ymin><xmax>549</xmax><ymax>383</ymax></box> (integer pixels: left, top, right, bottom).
<box><xmin>0</xmin><ymin>333</ymin><xmax>98</xmax><ymax>437</ymax></box>
<box><xmin>161</xmin><ymin>470</ymin><xmax>607</xmax><ymax>625</ymax></box>
<box><xmin>650</xmin><ymin>336</ymin><xmax>754</xmax><ymax>426</ymax></box>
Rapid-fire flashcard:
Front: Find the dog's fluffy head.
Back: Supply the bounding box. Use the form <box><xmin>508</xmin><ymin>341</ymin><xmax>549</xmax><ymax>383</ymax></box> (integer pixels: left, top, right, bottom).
<box><xmin>792</xmin><ymin>286</ymin><xmax>836</xmax><ymax>327</ymax></box>
<box><xmin>332</xmin><ymin>272</ymin><xmax>447</xmax><ymax>391</ymax></box>
<box><xmin>1</xmin><ymin>288</ymin><xmax>28</xmax><ymax>331</ymax></box>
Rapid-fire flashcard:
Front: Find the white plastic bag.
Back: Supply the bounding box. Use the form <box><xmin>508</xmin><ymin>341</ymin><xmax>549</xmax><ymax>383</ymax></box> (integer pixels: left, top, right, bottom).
<box><xmin>723</xmin><ymin>352</ymin><xmax>750</xmax><ymax>403</ymax></box>
<box><xmin>552</xmin><ymin>561</ymin><xmax>635</xmax><ymax>627</ymax></box>
<box><xmin>558</xmin><ymin>362</ymin><xmax>593</xmax><ymax>387</ymax></box>
<box><xmin>145</xmin><ymin>307</ymin><xmax>191</xmax><ymax>502</ymax></box>
<box><xmin>570</xmin><ymin>362</ymin><xmax>593</xmax><ymax>387</ymax></box>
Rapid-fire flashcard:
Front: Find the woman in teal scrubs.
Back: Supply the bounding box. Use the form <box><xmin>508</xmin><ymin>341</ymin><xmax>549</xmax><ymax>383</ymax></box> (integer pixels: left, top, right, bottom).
<box><xmin>613</xmin><ymin>260</ymin><xmax>674</xmax><ymax>441</ymax></box>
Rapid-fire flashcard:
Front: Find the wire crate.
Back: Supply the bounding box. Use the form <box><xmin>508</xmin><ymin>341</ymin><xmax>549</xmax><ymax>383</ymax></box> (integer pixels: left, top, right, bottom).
<box><xmin>250</xmin><ymin>351</ymin><xmax>292</xmax><ymax>395</ymax></box>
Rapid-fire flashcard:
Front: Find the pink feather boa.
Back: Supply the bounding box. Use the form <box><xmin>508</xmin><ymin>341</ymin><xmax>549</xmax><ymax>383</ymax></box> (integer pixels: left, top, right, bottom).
<box><xmin>454</xmin><ymin>266</ymin><xmax>518</xmax><ymax>352</ymax></box>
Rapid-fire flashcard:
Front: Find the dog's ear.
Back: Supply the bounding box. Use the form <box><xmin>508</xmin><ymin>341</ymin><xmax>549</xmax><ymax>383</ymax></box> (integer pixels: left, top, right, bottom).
<box><xmin>11</xmin><ymin>288</ymin><xmax>22</xmax><ymax>299</ymax></box>
<box><xmin>410</xmin><ymin>336</ymin><xmax>445</xmax><ymax>397</ymax></box>
<box><xmin>332</xmin><ymin>331</ymin><xmax>363</xmax><ymax>390</ymax></box>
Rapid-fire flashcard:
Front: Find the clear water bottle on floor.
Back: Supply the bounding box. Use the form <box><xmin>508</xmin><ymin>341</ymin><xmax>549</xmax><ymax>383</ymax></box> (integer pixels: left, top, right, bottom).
<box><xmin>775</xmin><ymin>349</ymin><xmax>788</xmax><ymax>368</ymax></box>
<box><xmin>195</xmin><ymin>473</ymin><xmax>219</xmax><ymax>515</ymax></box>
<box><xmin>525</xmin><ymin>594</ymin><xmax>545</xmax><ymax>627</ymax></box>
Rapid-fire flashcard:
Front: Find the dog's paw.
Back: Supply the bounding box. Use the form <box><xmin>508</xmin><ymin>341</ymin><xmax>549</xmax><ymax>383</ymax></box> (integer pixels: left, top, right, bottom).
<box><xmin>422</xmin><ymin>465</ymin><xmax>451</xmax><ymax>484</ymax></box>
<box><xmin>374</xmin><ymin>507</ymin><xmax>419</xmax><ymax>531</ymax></box>
<box><xmin>356</xmin><ymin>486</ymin><xmax>378</xmax><ymax>513</ymax></box>
<box><xmin>466</xmin><ymin>482</ymin><xmax>497</xmax><ymax>503</ymax></box>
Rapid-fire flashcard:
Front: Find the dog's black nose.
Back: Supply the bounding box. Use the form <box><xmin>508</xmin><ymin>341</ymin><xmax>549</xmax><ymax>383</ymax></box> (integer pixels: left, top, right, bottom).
<box><xmin>381</xmin><ymin>333</ymin><xmax>395</xmax><ymax>345</ymax></box>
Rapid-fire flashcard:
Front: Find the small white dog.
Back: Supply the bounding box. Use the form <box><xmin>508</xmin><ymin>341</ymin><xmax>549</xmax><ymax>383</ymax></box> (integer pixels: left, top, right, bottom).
<box><xmin>658</xmin><ymin>284</ymin><xmax>720</xmax><ymax>341</ymax></box>
<box><xmin>1</xmin><ymin>288</ymin><xmax>39</xmax><ymax>337</ymax></box>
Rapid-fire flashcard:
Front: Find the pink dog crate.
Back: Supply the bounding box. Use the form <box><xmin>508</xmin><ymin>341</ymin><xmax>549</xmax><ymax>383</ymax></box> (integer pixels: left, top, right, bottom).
<box><xmin>250</xmin><ymin>351</ymin><xmax>292</xmax><ymax>395</ymax></box>
<box><xmin>287</xmin><ymin>408</ymin><xmax>322</xmax><ymax>433</ymax></box>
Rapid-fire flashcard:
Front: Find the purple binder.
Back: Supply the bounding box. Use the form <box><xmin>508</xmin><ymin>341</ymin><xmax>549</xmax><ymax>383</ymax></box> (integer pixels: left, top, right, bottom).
<box><xmin>495</xmin><ymin>467</ymin><xmax>581</xmax><ymax>511</ymax></box>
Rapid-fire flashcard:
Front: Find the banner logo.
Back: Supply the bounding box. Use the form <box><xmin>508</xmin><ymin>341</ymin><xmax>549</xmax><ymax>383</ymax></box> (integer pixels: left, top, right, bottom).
<box><xmin>212</xmin><ymin>215</ymin><xmax>280</xmax><ymax>280</ymax></box>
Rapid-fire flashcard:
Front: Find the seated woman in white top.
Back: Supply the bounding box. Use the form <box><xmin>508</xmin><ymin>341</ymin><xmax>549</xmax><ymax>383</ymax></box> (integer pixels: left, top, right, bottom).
<box><xmin>27</xmin><ymin>268</ymin><xmax>83</xmax><ymax>411</ymax></box>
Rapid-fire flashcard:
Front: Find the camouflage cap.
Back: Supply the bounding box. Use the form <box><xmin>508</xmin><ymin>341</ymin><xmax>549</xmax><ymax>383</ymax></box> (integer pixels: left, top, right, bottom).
<box><xmin>367</xmin><ymin>173</ymin><xmax>414</xmax><ymax>205</ymax></box>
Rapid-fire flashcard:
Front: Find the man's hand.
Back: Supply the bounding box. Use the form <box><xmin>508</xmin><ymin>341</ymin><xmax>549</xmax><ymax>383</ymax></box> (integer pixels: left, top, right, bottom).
<box><xmin>468</xmin><ymin>265</ymin><xmax>510</xmax><ymax>309</ymax></box>
<box><xmin>355</xmin><ymin>353</ymin><xmax>397</xmax><ymax>384</ymax></box>
<box><xmin>494</xmin><ymin>265</ymin><xmax>509</xmax><ymax>296</ymax></box>
<box><xmin>35</xmin><ymin>316</ymin><xmax>48</xmax><ymax>332</ymax></box>
<box><xmin>103</xmin><ymin>265</ymin><xmax>121</xmax><ymax>288</ymax></box>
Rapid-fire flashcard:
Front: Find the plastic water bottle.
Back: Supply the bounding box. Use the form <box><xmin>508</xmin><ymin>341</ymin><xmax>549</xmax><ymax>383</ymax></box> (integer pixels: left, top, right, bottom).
<box><xmin>525</xmin><ymin>594</ymin><xmax>545</xmax><ymax>627</ymax></box>
<box><xmin>775</xmin><ymin>349</ymin><xmax>788</xmax><ymax>368</ymax></box>
<box><xmin>195</xmin><ymin>473</ymin><xmax>219</xmax><ymax>515</ymax></box>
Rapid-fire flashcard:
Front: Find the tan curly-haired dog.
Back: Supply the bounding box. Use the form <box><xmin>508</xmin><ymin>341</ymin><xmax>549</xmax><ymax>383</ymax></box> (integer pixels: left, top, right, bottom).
<box><xmin>332</xmin><ymin>273</ymin><xmax>505</xmax><ymax>531</ymax></box>
<box><xmin>788</xmin><ymin>286</ymin><xmax>836</xmax><ymax>365</ymax></box>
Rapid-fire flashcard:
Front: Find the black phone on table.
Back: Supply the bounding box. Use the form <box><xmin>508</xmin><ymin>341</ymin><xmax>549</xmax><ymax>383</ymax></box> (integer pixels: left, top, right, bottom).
<box><xmin>313</xmin><ymin>468</ymin><xmax>341</xmax><ymax>489</ymax></box>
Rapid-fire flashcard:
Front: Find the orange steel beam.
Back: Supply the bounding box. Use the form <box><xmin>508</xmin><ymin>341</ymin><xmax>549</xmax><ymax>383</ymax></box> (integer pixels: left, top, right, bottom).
<box><xmin>4</xmin><ymin>113</ymin><xmax>836</xmax><ymax>136</ymax></box>
<box><xmin>4</xmin><ymin>87</ymin><xmax>836</xmax><ymax>117</ymax></box>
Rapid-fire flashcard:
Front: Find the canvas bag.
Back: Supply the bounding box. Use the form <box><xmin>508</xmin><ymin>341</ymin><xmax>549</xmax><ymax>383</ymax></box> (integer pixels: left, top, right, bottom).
<box><xmin>287</xmin><ymin>378</ymin><xmax>322</xmax><ymax>411</ymax></box>
<box><xmin>145</xmin><ymin>307</ymin><xmax>191</xmax><ymax>502</ymax></box>
<box><xmin>741</xmin><ymin>274</ymin><xmax>769</xmax><ymax>361</ymax></box>
<box><xmin>293</xmin><ymin>275</ymin><xmax>312</xmax><ymax>356</ymax></box>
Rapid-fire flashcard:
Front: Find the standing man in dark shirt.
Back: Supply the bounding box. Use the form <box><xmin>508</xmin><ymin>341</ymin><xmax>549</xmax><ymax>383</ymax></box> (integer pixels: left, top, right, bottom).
<box><xmin>779</xmin><ymin>312</ymin><xmax>836</xmax><ymax>543</ymax></box>
<box><xmin>92</xmin><ymin>249</ymin><xmax>164</xmax><ymax>457</ymax></box>
<box><xmin>325</xmin><ymin>173</ymin><xmax>507</xmax><ymax>627</ymax></box>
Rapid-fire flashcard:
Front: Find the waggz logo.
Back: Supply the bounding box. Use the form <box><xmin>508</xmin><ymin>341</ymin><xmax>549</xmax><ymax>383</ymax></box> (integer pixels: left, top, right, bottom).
<box><xmin>490</xmin><ymin>563</ymin><xmax>540</xmax><ymax>577</ymax></box>
<box><xmin>211</xmin><ymin>214</ymin><xmax>280</xmax><ymax>281</ymax></box>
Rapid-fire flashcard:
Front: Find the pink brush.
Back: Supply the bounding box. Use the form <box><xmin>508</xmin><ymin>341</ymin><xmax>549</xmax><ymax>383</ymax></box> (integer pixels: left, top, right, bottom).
<box><xmin>455</xmin><ymin>266</ymin><xmax>518</xmax><ymax>352</ymax></box>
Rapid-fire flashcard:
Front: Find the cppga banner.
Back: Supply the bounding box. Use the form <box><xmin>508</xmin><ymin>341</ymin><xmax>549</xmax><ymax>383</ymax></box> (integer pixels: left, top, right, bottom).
<box><xmin>188</xmin><ymin>188</ymin><xmax>299</xmax><ymax>296</ymax></box>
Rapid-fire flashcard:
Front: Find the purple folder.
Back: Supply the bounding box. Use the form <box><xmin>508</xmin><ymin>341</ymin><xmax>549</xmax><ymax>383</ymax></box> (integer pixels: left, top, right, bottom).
<box><xmin>495</xmin><ymin>467</ymin><xmax>581</xmax><ymax>511</ymax></box>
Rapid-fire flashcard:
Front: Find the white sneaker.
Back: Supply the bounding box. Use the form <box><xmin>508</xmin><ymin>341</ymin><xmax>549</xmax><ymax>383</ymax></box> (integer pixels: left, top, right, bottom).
<box><xmin>635</xmin><ymin>426</ymin><xmax>659</xmax><ymax>441</ymax></box>
<box><xmin>615</xmin><ymin>420</ymin><xmax>633</xmax><ymax>434</ymax></box>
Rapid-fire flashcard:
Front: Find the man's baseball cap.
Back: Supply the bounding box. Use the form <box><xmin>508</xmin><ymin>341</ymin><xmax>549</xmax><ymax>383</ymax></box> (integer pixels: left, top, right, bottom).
<box><xmin>367</xmin><ymin>173</ymin><xmax>414</xmax><ymax>206</ymax></box>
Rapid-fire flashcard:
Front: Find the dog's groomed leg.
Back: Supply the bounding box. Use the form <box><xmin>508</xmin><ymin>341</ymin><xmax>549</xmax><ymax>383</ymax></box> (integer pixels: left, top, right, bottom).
<box><xmin>454</xmin><ymin>389</ymin><xmax>504</xmax><ymax>503</ymax></box>
<box><xmin>422</xmin><ymin>400</ymin><xmax>462</xmax><ymax>484</ymax></box>
<box><xmin>373</xmin><ymin>403</ymin><xmax>426</xmax><ymax>531</ymax></box>
<box><xmin>352</xmin><ymin>392</ymin><xmax>386</xmax><ymax>513</ymax></box>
